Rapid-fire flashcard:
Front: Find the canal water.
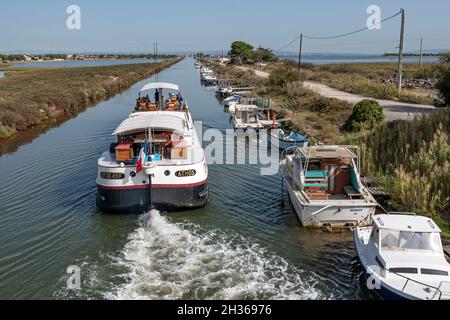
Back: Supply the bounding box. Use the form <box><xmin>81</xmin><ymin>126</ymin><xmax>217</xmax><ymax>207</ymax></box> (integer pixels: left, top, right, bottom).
<box><xmin>0</xmin><ymin>58</ymin><xmax>374</xmax><ymax>300</ymax></box>
<box><xmin>10</xmin><ymin>58</ymin><xmax>160</xmax><ymax>69</ymax></box>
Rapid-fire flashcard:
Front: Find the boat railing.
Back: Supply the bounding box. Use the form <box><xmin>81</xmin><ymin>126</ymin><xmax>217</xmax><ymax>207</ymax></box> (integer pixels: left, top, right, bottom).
<box><xmin>280</xmin><ymin>146</ymin><xmax>299</xmax><ymax>161</ymax></box>
<box><xmin>387</xmin><ymin>268</ymin><xmax>445</xmax><ymax>300</ymax></box>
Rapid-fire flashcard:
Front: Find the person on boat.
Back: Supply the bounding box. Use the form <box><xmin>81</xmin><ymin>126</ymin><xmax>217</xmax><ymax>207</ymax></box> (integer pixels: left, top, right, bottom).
<box><xmin>177</xmin><ymin>91</ymin><xmax>183</xmax><ymax>110</ymax></box>
<box><xmin>154</xmin><ymin>90</ymin><xmax>160</xmax><ymax>106</ymax></box>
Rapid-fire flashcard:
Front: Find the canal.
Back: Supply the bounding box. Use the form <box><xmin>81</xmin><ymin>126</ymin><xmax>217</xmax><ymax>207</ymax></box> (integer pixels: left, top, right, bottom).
<box><xmin>0</xmin><ymin>58</ymin><xmax>374</xmax><ymax>299</ymax></box>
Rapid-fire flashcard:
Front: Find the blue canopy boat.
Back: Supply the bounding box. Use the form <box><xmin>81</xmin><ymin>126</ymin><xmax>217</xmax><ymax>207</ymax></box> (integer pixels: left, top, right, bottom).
<box><xmin>270</xmin><ymin>128</ymin><xmax>309</xmax><ymax>150</ymax></box>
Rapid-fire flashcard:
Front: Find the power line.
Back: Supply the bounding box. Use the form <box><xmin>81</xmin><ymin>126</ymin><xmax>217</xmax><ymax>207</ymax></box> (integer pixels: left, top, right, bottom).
<box><xmin>277</xmin><ymin>35</ymin><xmax>301</xmax><ymax>51</ymax></box>
<box><xmin>276</xmin><ymin>10</ymin><xmax>402</xmax><ymax>51</ymax></box>
<box><xmin>303</xmin><ymin>10</ymin><xmax>402</xmax><ymax>40</ymax></box>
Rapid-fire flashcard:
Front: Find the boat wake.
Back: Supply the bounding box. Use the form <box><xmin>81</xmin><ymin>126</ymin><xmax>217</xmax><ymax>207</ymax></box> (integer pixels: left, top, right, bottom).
<box><xmin>54</xmin><ymin>210</ymin><xmax>329</xmax><ymax>300</ymax></box>
<box><xmin>106</xmin><ymin>210</ymin><xmax>325</xmax><ymax>300</ymax></box>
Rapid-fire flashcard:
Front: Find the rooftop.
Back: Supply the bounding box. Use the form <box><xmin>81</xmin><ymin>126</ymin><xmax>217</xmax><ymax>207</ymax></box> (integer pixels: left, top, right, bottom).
<box><xmin>139</xmin><ymin>82</ymin><xmax>180</xmax><ymax>92</ymax></box>
<box><xmin>113</xmin><ymin>112</ymin><xmax>187</xmax><ymax>135</ymax></box>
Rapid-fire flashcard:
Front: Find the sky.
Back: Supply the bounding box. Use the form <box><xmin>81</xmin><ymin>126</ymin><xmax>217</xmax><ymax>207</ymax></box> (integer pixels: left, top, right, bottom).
<box><xmin>1</xmin><ymin>0</ymin><xmax>450</xmax><ymax>54</ymax></box>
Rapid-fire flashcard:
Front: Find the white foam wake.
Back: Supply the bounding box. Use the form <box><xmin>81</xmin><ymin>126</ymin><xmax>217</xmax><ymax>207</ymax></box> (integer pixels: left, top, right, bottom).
<box><xmin>105</xmin><ymin>210</ymin><xmax>325</xmax><ymax>300</ymax></box>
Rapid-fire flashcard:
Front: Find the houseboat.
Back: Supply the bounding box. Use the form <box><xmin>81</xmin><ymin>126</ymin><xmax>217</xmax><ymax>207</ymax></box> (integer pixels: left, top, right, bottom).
<box><xmin>355</xmin><ymin>213</ymin><xmax>450</xmax><ymax>300</ymax></box>
<box><xmin>280</xmin><ymin>145</ymin><xmax>378</xmax><ymax>228</ymax></box>
<box><xmin>96</xmin><ymin>82</ymin><xmax>208</xmax><ymax>213</ymax></box>
<box><xmin>229</xmin><ymin>104</ymin><xmax>264</xmax><ymax>132</ymax></box>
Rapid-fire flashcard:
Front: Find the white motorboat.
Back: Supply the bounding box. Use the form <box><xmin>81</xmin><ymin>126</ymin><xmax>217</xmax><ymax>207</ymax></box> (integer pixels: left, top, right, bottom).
<box><xmin>355</xmin><ymin>213</ymin><xmax>450</xmax><ymax>300</ymax></box>
<box><xmin>229</xmin><ymin>104</ymin><xmax>263</xmax><ymax>132</ymax></box>
<box><xmin>280</xmin><ymin>145</ymin><xmax>378</xmax><ymax>228</ymax></box>
<box><xmin>223</xmin><ymin>94</ymin><xmax>241</xmax><ymax>107</ymax></box>
<box><xmin>96</xmin><ymin>82</ymin><xmax>208</xmax><ymax>213</ymax></box>
<box><xmin>215</xmin><ymin>86</ymin><xmax>233</xmax><ymax>99</ymax></box>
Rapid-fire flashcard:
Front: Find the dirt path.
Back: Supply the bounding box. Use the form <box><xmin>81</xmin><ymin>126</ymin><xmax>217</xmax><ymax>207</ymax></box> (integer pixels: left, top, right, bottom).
<box><xmin>303</xmin><ymin>81</ymin><xmax>436</xmax><ymax>121</ymax></box>
<box><xmin>238</xmin><ymin>66</ymin><xmax>436</xmax><ymax>122</ymax></box>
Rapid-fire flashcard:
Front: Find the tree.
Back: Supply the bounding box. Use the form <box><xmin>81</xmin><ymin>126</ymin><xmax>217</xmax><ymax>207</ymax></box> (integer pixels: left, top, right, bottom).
<box><xmin>344</xmin><ymin>99</ymin><xmax>384</xmax><ymax>131</ymax></box>
<box><xmin>229</xmin><ymin>41</ymin><xmax>254</xmax><ymax>63</ymax></box>
<box><xmin>253</xmin><ymin>47</ymin><xmax>278</xmax><ymax>63</ymax></box>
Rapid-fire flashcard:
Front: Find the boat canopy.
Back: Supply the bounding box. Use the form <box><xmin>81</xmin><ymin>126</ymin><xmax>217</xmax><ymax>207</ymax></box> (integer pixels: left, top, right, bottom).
<box><xmin>374</xmin><ymin>214</ymin><xmax>441</xmax><ymax>233</ymax></box>
<box><xmin>113</xmin><ymin>114</ymin><xmax>186</xmax><ymax>135</ymax></box>
<box><xmin>139</xmin><ymin>82</ymin><xmax>180</xmax><ymax>92</ymax></box>
<box><xmin>299</xmin><ymin>146</ymin><xmax>357</xmax><ymax>159</ymax></box>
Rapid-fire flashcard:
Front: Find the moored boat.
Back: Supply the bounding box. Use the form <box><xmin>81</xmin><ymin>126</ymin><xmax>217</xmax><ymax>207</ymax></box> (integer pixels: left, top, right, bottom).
<box><xmin>354</xmin><ymin>213</ymin><xmax>450</xmax><ymax>300</ymax></box>
<box><xmin>280</xmin><ymin>145</ymin><xmax>378</xmax><ymax>228</ymax></box>
<box><xmin>270</xmin><ymin>128</ymin><xmax>310</xmax><ymax>150</ymax></box>
<box><xmin>229</xmin><ymin>104</ymin><xmax>263</xmax><ymax>132</ymax></box>
<box><xmin>96</xmin><ymin>82</ymin><xmax>208</xmax><ymax>213</ymax></box>
<box><xmin>223</xmin><ymin>94</ymin><xmax>241</xmax><ymax>107</ymax></box>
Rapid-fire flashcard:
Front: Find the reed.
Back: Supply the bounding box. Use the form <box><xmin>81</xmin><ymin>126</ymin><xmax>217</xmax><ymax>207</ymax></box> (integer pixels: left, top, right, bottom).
<box><xmin>351</xmin><ymin>109</ymin><xmax>450</xmax><ymax>233</ymax></box>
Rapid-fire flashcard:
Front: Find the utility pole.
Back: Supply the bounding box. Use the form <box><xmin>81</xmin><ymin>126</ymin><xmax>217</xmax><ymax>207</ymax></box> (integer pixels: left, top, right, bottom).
<box><xmin>298</xmin><ymin>34</ymin><xmax>303</xmax><ymax>70</ymax></box>
<box><xmin>419</xmin><ymin>37</ymin><xmax>423</xmax><ymax>67</ymax></box>
<box><xmin>396</xmin><ymin>8</ymin><xmax>405</xmax><ymax>93</ymax></box>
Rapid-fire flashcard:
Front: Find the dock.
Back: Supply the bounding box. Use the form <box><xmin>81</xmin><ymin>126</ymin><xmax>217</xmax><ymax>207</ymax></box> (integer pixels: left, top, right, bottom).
<box><xmin>361</xmin><ymin>177</ymin><xmax>390</xmax><ymax>197</ymax></box>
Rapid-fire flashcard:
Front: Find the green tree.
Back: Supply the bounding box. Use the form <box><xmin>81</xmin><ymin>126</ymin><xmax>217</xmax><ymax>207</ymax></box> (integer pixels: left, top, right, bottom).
<box><xmin>253</xmin><ymin>47</ymin><xmax>278</xmax><ymax>63</ymax></box>
<box><xmin>229</xmin><ymin>41</ymin><xmax>254</xmax><ymax>63</ymax></box>
<box><xmin>344</xmin><ymin>99</ymin><xmax>384</xmax><ymax>131</ymax></box>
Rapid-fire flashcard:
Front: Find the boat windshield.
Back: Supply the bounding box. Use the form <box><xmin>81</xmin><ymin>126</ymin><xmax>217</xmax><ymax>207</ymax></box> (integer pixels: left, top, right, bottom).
<box><xmin>380</xmin><ymin>229</ymin><xmax>443</xmax><ymax>254</ymax></box>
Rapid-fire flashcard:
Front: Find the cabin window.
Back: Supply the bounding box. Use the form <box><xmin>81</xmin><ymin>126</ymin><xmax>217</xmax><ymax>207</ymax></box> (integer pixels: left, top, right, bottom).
<box><xmin>389</xmin><ymin>268</ymin><xmax>418</xmax><ymax>274</ymax></box>
<box><xmin>380</xmin><ymin>230</ymin><xmax>443</xmax><ymax>254</ymax></box>
<box><xmin>421</xmin><ymin>269</ymin><xmax>448</xmax><ymax>276</ymax></box>
<box><xmin>370</xmin><ymin>227</ymin><xmax>380</xmax><ymax>247</ymax></box>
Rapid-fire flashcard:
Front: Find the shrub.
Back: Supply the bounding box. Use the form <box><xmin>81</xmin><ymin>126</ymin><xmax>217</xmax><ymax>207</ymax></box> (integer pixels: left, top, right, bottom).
<box><xmin>436</xmin><ymin>65</ymin><xmax>450</xmax><ymax>107</ymax></box>
<box><xmin>344</xmin><ymin>99</ymin><xmax>384</xmax><ymax>131</ymax></box>
<box><xmin>268</xmin><ymin>66</ymin><xmax>303</xmax><ymax>87</ymax></box>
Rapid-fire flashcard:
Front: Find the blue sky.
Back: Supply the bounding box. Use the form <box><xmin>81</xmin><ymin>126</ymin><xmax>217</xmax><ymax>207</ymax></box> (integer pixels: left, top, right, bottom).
<box><xmin>1</xmin><ymin>0</ymin><xmax>449</xmax><ymax>54</ymax></box>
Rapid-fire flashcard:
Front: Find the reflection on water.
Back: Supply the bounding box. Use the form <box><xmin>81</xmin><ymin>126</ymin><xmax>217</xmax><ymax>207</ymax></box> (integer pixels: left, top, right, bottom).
<box><xmin>0</xmin><ymin>58</ymin><xmax>371</xmax><ymax>300</ymax></box>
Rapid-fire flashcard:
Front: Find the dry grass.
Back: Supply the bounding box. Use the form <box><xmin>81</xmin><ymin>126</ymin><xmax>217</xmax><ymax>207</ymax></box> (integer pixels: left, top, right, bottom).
<box><xmin>0</xmin><ymin>58</ymin><xmax>181</xmax><ymax>138</ymax></box>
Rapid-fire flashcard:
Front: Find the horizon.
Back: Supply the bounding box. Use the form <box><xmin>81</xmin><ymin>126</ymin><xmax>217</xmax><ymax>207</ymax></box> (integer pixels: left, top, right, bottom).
<box><xmin>1</xmin><ymin>1</ymin><xmax>450</xmax><ymax>54</ymax></box>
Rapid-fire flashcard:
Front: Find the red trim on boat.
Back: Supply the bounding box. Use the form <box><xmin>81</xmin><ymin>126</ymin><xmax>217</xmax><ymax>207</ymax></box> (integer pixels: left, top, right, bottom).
<box><xmin>97</xmin><ymin>180</ymin><xmax>208</xmax><ymax>190</ymax></box>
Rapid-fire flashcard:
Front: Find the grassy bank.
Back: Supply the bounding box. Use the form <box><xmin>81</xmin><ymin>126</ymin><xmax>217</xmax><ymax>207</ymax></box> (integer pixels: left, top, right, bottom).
<box><xmin>0</xmin><ymin>57</ymin><xmax>181</xmax><ymax>139</ymax></box>
<box><xmin>284</xmin><ymin>60</ymin><xmax>440</xmax><ymax>105</ymax></box>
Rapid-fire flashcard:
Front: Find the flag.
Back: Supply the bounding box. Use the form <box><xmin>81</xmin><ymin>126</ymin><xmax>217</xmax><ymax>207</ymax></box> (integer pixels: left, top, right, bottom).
<box><xmin>135</xmin><ymin>141</ymin><xmax>148</xmax><ymax>174</ymax></box>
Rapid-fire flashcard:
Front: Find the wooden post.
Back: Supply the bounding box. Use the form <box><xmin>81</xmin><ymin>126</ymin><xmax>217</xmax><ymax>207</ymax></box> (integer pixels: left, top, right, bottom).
<box><xmin>298</xmin><ymin>34</ymin><xmax>303</xmax><ymax>70</ymax></box>
<box><xmin>419</xmin><ymin>37</ymin><xmax>423</xmax><ymax>67</ymax></box>
<box><xmin>397</xmin><ymin>9</ymin><xmax>405</xmax><ymax>93</ymax></box>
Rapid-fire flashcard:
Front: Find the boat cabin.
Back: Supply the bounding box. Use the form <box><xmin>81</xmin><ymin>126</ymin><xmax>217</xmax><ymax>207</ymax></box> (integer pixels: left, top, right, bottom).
<box><xmin>294</xmin><ymin>146</ymin><xmax>364</xmax><ymax>200</ymax></box>
<box><xmin>134</xmin><ymin>82</ymin><xmax>187</xmax><ymax>112</ymax></box>
<box><xmin>111</xmin><ymin>113</ymin><xmax>189</xmax><ymax>165</ymax></box>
